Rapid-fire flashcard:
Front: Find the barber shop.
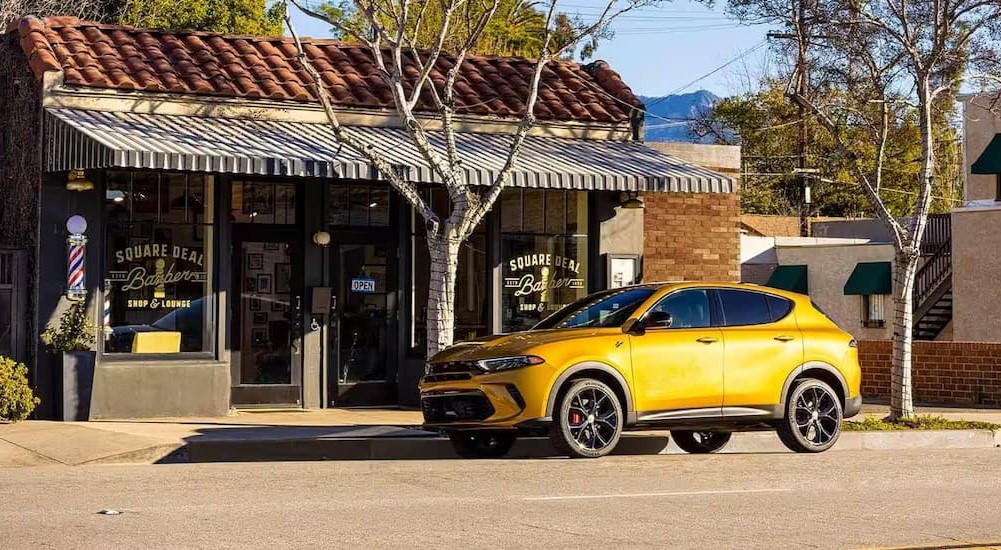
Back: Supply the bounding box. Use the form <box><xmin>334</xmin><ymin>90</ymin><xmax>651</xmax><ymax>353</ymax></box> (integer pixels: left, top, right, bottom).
<box><xmin>0</xmin><ymin>17</ymin><xmax>738</xmax><ymax>419</ymax></box>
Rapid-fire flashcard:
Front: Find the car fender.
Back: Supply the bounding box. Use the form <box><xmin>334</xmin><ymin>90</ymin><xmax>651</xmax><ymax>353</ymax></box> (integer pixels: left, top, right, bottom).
<box><xmin>779</xmin><ymin>360</ymin><xmax>850</xmax><ymax>408</ymax></box>
<box><xmin>544</xmin><ymin>361</ymin><xmax>635</xmax><ymax>420</ymax></box>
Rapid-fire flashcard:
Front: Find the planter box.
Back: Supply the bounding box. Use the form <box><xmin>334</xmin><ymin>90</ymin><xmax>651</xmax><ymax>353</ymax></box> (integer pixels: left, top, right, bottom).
<box><xmin>60</xmin><ymin>351</ymin><xmax>96</xmax><ymax>421</ymax></box>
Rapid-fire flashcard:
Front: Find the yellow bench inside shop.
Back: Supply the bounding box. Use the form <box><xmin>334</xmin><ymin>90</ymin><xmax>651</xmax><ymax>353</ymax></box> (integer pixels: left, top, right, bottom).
<box><xmin>131</xmin><ymin>331</ymin><xmax>182</xmax><ymax>353</ymax></box>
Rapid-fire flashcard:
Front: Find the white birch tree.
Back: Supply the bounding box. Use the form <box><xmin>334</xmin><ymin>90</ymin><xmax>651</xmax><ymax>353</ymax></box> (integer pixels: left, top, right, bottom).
<box><xmin>281</xmin><ymin>0</ymin><xmax>651</xmax><ymax>357</ymax></box>
<box><xmin>733</xmin><ymin>0</ymin><xmax>1000</xmax><ymax>420</ymax></box>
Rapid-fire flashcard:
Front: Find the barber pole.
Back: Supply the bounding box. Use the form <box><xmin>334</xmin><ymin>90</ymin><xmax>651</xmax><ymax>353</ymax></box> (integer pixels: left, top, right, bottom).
<box><xmin>67</xmin><ymin>234</ymin><xmax>87</xmax><ymax>300</ymax></box>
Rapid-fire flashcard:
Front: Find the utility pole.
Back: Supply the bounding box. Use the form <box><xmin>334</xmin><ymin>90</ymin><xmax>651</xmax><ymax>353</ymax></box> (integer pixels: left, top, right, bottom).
<box><xmin>795</xmin><ymin>0</ymin><xmax>810</xmax><ymax>237</ymax></box>
<box><xmin>769</xmin><ymin>0</ymin><xmax>812</xmax><ymax>236</ymax></box>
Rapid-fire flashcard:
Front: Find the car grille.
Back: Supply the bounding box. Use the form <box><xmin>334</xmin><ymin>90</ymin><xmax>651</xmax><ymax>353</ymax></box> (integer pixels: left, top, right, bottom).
<box><xmin>421</xmin><ymin>391</ymin><xmax>495</xmax><ymax>423</ymax></box>
<box><xmin>423</xmin><ymin>361</ymin><xmax>478</xmax><ymax>383</ymax></box>
<box><xmin>423</xmin><ymin>372</ymin><xmax>473</xmax><ymax>383</ymax></box>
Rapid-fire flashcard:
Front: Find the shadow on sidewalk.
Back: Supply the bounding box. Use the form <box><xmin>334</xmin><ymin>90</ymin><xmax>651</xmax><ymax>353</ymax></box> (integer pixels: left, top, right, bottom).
<box><xmin>174</xmin><ymin>424</ymin><xmax>675</xmax><ymax>463</ymax></box>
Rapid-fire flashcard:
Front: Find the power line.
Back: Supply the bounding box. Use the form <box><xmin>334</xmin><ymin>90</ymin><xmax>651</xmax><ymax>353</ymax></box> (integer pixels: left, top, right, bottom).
<box><xmin>647</xmin><ymin>39</ymin><xmax>769</xmax><ymax>108</ymax></box>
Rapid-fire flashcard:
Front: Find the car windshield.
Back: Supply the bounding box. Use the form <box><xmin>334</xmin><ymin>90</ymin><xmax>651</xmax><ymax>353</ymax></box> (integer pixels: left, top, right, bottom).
<box><xmin>533</xmin><ymin>287</ymin><xmax>656</xmax><ymax>330</ymax></box>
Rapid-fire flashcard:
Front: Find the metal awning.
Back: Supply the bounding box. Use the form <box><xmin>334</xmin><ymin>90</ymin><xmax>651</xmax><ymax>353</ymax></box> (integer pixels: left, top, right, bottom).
<box><xmin>766</xmin><ymin>265</ymin><xmax>809</xmax><ymax>295</ymax></box>
<box><xmin>972</xmin><ymin>133</ymin><xmax>1001</xmax><ymax>174</ymax></box>
<box><xmin>843</xmin><ymin>262</ymin><xmax>892</xmax><ymax>295</ymax></box>
<box><xmin>44</xmin><ymin>108</ymin><xmax>733</xmax><ymax>193</ymax></box>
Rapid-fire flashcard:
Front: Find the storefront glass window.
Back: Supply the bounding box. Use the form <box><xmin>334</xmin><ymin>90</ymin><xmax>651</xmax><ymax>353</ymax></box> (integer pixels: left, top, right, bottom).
<box><xmin>231</xmin><ymin>180</ymin><xmax>296</xmax><ymax>224</ymax></box>
<box><xmin>104</xmin><ymin>171</ymin><xmax>214</xmax><ymax>354</ymax></box>
<box><xmin>329</xmin><ymin>183</ymin><xmax>391</xmax><ymax>227</ymax></box>
<box><xmin>501</xmin><ymin>189</ymin><xmax>588</xmax><ymax>333</ymax></box>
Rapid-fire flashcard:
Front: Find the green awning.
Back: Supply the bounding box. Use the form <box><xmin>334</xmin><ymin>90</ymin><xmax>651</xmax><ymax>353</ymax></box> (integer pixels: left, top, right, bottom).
<box><xmin>843</xmin><ymin>262</ymin><xmax>892</xmax><ymax>295</ymax></box>
<box><xmin>972</xmin><ymin>133</ymin><xmax>1001</xmax><ymax>174</ymax></box>
<box><xmin>766</xmin><ymin>265</ymin><xmax>809</xmax><ymax>294</ymax></box>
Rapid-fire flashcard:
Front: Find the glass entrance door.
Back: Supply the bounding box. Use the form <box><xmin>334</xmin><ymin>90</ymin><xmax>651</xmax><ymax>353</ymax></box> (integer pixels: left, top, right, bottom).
<box><xmin>231</xmin><ymin>236</ymin><xmax>303</xmax><ymax>406</ymax></box>
<box><xmin>329</xmin><ymin>240</ymin><xmax>398</xmax><ymax>405</ymax></box>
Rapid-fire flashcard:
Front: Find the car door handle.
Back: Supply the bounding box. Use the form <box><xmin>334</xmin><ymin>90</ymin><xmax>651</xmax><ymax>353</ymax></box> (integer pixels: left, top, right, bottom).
<box><xmin>774</xmin><ymin>335</ymin><xmax>795</xmax><ymax>342</ymax></box>
<box><xmin>696</xmin><ymin>337</ymin><xmax>718</xmax><ymax>344</ymax></box>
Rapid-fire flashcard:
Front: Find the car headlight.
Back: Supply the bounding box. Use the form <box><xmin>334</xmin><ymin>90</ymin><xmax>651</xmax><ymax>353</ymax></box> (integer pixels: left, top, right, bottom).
<box><xmin>475</xmin><ymin>355</ymin><xmax>545</xmax><ymax>373</ymax></box>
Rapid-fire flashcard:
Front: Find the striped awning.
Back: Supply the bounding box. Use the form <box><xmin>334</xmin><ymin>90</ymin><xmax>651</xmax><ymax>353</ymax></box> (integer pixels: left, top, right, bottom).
<box><xmin>44</xmin><ymin>108</ymin><xmax>733</xmax><ymax>193</ymax></box>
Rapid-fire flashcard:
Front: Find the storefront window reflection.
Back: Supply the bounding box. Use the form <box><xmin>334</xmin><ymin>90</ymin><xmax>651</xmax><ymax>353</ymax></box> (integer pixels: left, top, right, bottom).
<box><xmin>501</xmin><ymin>189</ymin><xmax>588</xmax><ymax>332</ymax></box>
<box><xmin>104</xmin><ymin>171</ymin><xmax>214</xmax><ymax>354</ymax></box>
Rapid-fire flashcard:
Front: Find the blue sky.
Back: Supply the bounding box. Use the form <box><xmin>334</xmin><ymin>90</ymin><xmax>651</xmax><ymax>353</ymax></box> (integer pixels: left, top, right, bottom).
<box><xmin>287</xmin><ymin>0</ymin><xmax>773</xmax><ymax>98</ymax></box>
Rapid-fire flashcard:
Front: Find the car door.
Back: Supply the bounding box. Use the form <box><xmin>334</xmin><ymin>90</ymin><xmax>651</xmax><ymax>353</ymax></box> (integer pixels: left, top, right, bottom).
<box><xmin>629</xmin><ymin>288</ymin><xmax>724</xmax><ymax>416</ymax></box>
<box><xmin>715</xmin><ymin>289</ymin><xmax>804</xmax><ymax>413</ymax></box>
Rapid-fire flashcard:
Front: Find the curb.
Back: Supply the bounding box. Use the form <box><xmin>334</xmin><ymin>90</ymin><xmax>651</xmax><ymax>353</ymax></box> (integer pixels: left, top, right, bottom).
<box><xmin>185</xmin><ymin>429</ymin><xmax>1000</xmax><ymax>463</ymax></box>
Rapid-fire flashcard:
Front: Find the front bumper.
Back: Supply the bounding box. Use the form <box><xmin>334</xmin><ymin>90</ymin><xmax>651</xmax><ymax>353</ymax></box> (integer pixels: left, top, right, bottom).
<box><xmin>419</xmin><ymin>368</ymin><xmax>549</xmax><ymax>429</ymax></box>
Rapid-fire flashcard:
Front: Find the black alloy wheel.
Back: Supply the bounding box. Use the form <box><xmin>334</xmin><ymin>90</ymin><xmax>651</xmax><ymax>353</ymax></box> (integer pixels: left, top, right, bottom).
<box><xmin>776</xmin><ymin>378</ymin><xmax>843</xmax><ymax>453</ymax></box>
<box><xmin>671</xmin><ymin>430</ymin><xmax>733</xmax><ymax>454</ymax></box>
<box><xmin>550</xmin><ymin>378</ymin><xmax>624</xmax><ymax>458</ymax></box>
<box><xmin>447</xmin><ymin>431</ymin><xmax>517</xmax><ymax>458</ymax></box>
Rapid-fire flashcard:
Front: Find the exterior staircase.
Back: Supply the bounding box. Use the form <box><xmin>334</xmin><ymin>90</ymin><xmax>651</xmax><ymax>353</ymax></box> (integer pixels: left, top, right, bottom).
<box><xmin>912</xmin><ymin>234</ymin><xmax>952</xmax><ymax>341</ymax></box>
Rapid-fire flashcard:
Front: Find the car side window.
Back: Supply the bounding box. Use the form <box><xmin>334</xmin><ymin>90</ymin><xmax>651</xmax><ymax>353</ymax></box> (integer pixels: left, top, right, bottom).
<box><xmin>718</xmin><ymin>289</ymin><xmax>771</xmax><ymax>327</ymax></box>
<box><xmin>766</xmin><ymin>295</ymin><xmax>794</xmax><ymax>322</ymax></box>
<box><xmin>647</xmin><ymin>289</ymin><xmax>711</xmax><ymax>329</ymax></box>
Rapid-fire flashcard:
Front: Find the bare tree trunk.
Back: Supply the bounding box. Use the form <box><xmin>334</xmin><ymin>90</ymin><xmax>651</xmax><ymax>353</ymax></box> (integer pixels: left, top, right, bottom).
<box><xmin>889</xmin><ymin>249</ymin><xmax>918</xmax><ymax>420</ymax></box>
<box><xmin>425</xmin><ymin>227</ymin><xmax>461</xmax><ymax>357</ymax></box>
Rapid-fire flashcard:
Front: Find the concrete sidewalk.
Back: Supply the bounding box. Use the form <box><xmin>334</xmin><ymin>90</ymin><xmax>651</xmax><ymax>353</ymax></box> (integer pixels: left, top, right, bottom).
<box><xmin>1</xmin><ymin>404</ymin><xmax>998</xmax><ymax>468</ymax></box>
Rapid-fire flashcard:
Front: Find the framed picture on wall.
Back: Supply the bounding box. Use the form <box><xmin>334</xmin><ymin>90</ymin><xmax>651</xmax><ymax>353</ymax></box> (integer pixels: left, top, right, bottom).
<box><xmin>264</xmin><ymin>242</ymin><xmax>280</xmax><ymax>251</ymax></box>
<box><xmin>245</xmin><ymin>277</ymin><xmax>257</xmax><ymax>292</ymax></box>
<box><xmin>247</xmin><ymin>253</ymin><xmax>264</xmax><ymax>270</ymax></box>
<box><xmin>251</xmin><ymin>328</ymin><xmax>268</xmax><ymax>348</ymax></box>
<box><xmin>250</xmin><ymin>298</ymin><xmax>261</xmax><ymax>311</ymax></box>
<box><xmin>252</xmin><ymin>312</ymin><xmax>268</xmax><ymax>325</ymax></box>
<box><xmin>256</xmin><ymin>274</ymin><xmax>272</xmax><ymax>294</ymax></box>
<box><xmin>272</xmin><ymin>300</ymin><xmax>285</xmax><ymax>312</ymax></box>
<box><xmin>274</xmin><ymin>263</ymin><xmax>291</xmax><ymax>294</ymax></box>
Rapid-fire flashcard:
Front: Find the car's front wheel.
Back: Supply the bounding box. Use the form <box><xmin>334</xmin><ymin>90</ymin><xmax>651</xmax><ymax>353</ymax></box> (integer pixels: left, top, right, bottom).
<box><xmin>550</xmin><ymin>378</ymin><xmax>624</xmax><ymax>458</ymax></box>
<box><xmin>671</xmin><ymin>430</ymin><xmax>732</xmax><ymax>454</ymax></box>
<box><xmin>447</xmin><ymin>431</ymin><xmax>516</xmax><ymax>458</ymax></box>
<box><xmin>776</xmin><ymin>378</ymin><xmax>843</xmax><ymax>453</ymax></box>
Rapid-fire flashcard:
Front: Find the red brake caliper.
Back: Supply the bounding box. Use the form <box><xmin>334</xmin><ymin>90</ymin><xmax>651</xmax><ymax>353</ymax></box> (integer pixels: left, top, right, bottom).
<box><xmin>571</xmin><ymin>412</ymin><xmax>582</xmax><ymax>425</ymax></box>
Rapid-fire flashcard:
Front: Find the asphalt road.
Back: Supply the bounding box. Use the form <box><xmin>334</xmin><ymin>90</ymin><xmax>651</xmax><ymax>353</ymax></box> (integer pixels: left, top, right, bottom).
<box><xmin>2</xmin><ymin>449</ymin><xmax>1000</xmax><ymax>550</ymax></box>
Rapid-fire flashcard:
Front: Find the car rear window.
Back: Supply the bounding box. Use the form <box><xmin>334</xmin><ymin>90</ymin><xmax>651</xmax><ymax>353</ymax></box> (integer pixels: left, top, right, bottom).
<box><xmin>717</xmin><ymin>289</ymin><xmax>771</xmax><ymax>326</ymax></box>
<box><xmin>765</xmin><ymin>295</ymin><xmax>794</xmax><ymax>322</ymax></box>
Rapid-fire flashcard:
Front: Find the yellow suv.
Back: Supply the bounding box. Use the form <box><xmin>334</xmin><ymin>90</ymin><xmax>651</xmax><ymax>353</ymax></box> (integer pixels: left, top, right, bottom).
<box><xmin>420</xmin><ymin>282</ymin><xmax>862</xmax><ymax>458</ymax></box>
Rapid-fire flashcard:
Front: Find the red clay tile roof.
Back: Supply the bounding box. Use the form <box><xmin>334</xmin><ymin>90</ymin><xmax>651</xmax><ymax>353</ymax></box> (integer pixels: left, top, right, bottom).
<box><xmin>17</xmin><ymin>16</ymin><xmax>643</xmax><ymax>123</ymax></box>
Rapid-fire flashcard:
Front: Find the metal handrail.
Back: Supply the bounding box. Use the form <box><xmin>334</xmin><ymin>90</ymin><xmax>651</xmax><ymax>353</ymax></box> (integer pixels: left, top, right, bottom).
<box><xmin>913</xmin><ymin>237</ymin><xmax>951</xmax><ymax>309</ymax></box>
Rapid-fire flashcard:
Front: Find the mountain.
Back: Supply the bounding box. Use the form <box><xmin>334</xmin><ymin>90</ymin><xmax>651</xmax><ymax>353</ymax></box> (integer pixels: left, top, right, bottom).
<box><xmin>637</xmin><ymin>90</ymin><xmax>720</xmax><ymax>143</ymax></box>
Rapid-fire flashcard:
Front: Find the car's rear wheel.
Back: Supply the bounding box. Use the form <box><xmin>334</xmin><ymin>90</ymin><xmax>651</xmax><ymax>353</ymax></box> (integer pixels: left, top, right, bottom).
<box><xmin>550</xmin><ymin>378</ymin><xmax>624</xmax><ymax>458</ymax></box>
<box><xmin>671</xmin><ymin>430</ymin><xmax>732</xmax><ymax>454</ymax></box>
<box><xmin>447</xmin><ymin>431</ymin><xmax>516</xmax><ymax>458</ymax></box>
<box><xmin>776</xmin><ymin>378</ymin><xmax>843</xmax><ymax>453</ymax></box>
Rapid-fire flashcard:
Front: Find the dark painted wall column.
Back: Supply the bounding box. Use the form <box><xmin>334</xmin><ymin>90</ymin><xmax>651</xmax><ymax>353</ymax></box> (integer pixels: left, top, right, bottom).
<box><xmin>301</xmin><ymin>179</ymin><xmax>326</xmax><ymax>408</ymax></box>
<box><xmin>35</xmin><ymin>171</ymin><xmax>103</xmax><ymax>419</ymax></box>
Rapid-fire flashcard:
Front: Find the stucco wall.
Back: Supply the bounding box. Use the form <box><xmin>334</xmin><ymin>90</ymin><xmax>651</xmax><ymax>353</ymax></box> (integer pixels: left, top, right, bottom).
<box><xmin>963</xmin><ymin>95</ymin><xmax>1001</xmax><ymax>202</ymax></box>
<box><xmin>951</xmin><ymin>207</ymin><xmax>1001</xmax><ymax>342</ymax></box>
<box><xmin>774</xmin><ymin>243</ymin><xmax>896</xmax><ymax>339</ymax></box>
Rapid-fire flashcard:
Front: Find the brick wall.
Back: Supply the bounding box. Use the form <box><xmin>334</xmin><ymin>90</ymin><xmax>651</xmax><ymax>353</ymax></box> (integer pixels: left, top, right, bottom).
<box><xmin>859</xmin><ymin>340</ymin><xmax>1001</xmax><ymax>407</ymax></box>
<box><xmin>642</xmin><ymin>192</ymin><xmax>740</xmax><ymax>282</ymax></box>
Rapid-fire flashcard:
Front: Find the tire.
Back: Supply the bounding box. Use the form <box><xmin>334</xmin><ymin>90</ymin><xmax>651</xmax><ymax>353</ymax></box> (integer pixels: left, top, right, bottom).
<box><xmin>550</xmin><ymin>378</ymin><xmax>624</xmax><ymax>458</ymax></box>
<box><xmin>447</xmin><ymin>431</ymin><xmax>516</xmax><ymax>458</ymax></box>
<box><xmin>776</xmin><ymin>378</ymin><xmax>843</xmax><ymax>453</ymax></box>
<box><xmin>671</xmin><ymin>430</ymin><xmax>732</xmax><ymax>454</ymax></box>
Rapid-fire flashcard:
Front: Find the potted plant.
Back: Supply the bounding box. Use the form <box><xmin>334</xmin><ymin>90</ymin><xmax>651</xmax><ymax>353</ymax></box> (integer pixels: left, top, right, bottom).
<box><xmin>41</xmin><ymin>302</ymin><xmax>97</xmax><ymax>421</ymax></box>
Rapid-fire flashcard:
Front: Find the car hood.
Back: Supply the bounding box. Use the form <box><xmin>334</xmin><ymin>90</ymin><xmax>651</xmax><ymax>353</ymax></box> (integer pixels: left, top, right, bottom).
<box><xmin>429</xmin><ymin>328</ymin><xmax>600</xmax><ymax>363</ymax></box>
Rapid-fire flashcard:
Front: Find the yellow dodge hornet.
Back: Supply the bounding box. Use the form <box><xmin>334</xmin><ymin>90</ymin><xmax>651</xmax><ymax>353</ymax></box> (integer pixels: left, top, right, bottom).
<box><xmin>420</xmin><ymin>282</ymin><xmax>862</xmax><ymax>458</ymax></box>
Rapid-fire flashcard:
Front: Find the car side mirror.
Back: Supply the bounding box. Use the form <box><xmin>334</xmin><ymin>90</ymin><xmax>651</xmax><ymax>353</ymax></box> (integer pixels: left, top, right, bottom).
<box><xmin>644</xmin><ymin>310</ymin><xmax>673</xmax><ymax>329</ymax></box>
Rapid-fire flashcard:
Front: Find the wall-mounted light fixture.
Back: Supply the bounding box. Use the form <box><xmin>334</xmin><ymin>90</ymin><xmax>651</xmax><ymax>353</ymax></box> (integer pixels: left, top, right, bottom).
<box><xmin>618</xmin><ymin>191</ymin><xmax>644</xmax><ymax>209</ymax></box>
<box><xmin>312</xmin><ymin>230</ymin><xmax>331</xmax><ymax>247</ymax></box>
<box><xmin>66</xmin><ymin>169</ymin><xmax>95</xmax><ymax>191</ymax></box>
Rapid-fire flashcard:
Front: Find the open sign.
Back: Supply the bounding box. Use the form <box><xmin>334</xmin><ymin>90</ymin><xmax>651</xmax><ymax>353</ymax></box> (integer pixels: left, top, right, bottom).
<box><xmin>351</xmin><ymin>278</ymin><xmax>376</xmax><ymax>293</ymax></box>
